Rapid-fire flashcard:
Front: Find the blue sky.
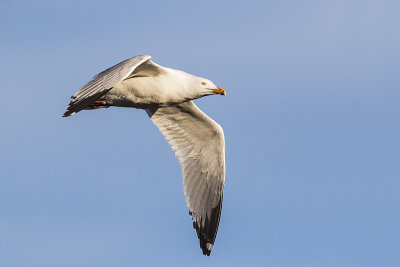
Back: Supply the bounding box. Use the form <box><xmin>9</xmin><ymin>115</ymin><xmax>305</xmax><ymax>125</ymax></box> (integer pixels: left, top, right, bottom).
<box><xmin>1</xmin><ymin>0</ymin><xmax>399</xmax><ymax>266</ymax></box>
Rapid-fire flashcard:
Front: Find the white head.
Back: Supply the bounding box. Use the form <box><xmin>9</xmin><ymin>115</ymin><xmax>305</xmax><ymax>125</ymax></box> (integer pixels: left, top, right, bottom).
<box><xmin>189</xmin><ymin>75</ymin><xmax>226</xmax><ymax>97</ymax></box>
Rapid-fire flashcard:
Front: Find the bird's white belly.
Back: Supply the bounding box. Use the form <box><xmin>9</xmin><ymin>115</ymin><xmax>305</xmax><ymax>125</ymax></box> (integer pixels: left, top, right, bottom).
<box><xmin>103</xmin><ymin>76</ymin><xmax>183</xmax><ymax>108</ymax></box>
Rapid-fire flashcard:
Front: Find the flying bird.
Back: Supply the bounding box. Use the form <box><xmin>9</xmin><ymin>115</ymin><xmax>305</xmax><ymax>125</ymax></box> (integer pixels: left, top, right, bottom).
<box><xmin>63</xmin><ymin>55</ymin><xmax>226</xmax><ymax>256</ymax></box>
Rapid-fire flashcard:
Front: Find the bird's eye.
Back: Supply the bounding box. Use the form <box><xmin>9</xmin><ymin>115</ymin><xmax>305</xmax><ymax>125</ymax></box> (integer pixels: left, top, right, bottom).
<box><xmin>201</xmin><ymin>82</ymin><xmax>206</xmax><ymax>86</ymax></box>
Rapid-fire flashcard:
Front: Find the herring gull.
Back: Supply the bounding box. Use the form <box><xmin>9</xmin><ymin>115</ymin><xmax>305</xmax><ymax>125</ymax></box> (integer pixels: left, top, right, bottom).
<box><xmin>63</xmin><ymin>55</ymin><xmax>226</xmax><ymax>256</ymax></box>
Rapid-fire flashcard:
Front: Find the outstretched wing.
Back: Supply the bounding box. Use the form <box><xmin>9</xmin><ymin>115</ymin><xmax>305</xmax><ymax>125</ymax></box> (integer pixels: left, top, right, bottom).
<box><xmin>63</xmin><ymin>55</ymin><xmax>151</xmax><ymax>117</ymax></box>
<box><xmin>147</xmin><ymin>101</ymin><xmax>225</xmax><ymax>256</ymax></box>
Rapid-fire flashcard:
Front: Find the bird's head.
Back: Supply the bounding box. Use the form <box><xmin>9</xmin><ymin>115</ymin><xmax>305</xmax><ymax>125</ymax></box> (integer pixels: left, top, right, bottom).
<box><xmin>194</xmin><ymin>77</ymin><xmax>226</xmax><ymax>97</ymax></box>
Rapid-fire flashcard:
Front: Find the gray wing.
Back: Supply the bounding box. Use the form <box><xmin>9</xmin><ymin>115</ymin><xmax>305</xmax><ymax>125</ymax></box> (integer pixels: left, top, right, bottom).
<box><xmin>63</xmin><ymin>55</ymin><xmax>151</xmax><ymax>117</ymax></box>
<box><xmin>147</xmin><ymin>101</ymin><xmax>225</xmax><ymax>256</ymax></box>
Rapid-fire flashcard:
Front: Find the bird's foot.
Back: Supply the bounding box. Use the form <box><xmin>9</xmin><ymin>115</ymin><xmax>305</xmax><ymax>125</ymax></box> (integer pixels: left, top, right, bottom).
<box><xmin>89</xmin><ymin>100</ymin><xmax>109</xmax><ymax>109</ymax></box>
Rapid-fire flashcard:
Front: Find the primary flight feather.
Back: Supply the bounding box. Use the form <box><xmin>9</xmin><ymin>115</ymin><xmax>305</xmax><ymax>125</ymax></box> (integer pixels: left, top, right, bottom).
<box><xmin>63</xmin><ymin>55</ymin><xmax>226</xmax><ymax>256</ymax></box>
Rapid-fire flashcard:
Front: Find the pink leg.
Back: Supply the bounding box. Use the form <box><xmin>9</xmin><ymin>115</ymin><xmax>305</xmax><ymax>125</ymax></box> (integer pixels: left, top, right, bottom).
<box><xmin>89</xmin><ymin>100</ymin><xmax>109</xmax><ymax>109</ymax></box>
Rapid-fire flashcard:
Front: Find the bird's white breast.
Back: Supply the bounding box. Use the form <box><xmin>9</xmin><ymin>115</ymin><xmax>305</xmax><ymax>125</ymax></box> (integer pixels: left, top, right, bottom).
<box><xmin>104</xmin><ymin>71</ymin><xmax>194</xmax><ymax>108</ymax></box>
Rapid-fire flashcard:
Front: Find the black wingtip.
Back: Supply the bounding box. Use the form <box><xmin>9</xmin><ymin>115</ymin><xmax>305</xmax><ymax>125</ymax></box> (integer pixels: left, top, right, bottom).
<box><xmin>62</xmin><ymin>110</ymin><xmax>73</xmax><ymax>117</ymax></box>
<box><xmin>192</xmin><ymin>193</ymin><xmax>223</xmax><ymax>256</ymax></box>
<box><xmin>193</xmin><ymin>221</ymin><xmax>212</xmax><ymax>256</ymax></box>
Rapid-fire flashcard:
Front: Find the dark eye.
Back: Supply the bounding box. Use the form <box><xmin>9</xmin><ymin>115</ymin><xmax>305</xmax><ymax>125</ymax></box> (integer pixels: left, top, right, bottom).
<box><xmin>201</xmin><ymin>82</ymin><xmax>206</xmax><ymax>86</ymax></box>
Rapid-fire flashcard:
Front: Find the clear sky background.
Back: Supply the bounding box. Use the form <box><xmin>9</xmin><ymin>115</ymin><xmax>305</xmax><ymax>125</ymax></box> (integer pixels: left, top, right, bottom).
<box><xmin>1</xmin><ymin>0</ymin><xmax>399</xmax><ymax>266</ymax></box>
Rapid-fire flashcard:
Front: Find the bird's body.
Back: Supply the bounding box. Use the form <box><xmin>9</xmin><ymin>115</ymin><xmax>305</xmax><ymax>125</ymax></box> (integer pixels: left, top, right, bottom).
<box><xmin>63</xmin><ymin>55</ymin><xmax>226</xmax><ymax>256</ymax></box>
<box><xmin>103</xmin><ymin>61</ymin><xmax>208</xmax><ymax>108</ymax></box>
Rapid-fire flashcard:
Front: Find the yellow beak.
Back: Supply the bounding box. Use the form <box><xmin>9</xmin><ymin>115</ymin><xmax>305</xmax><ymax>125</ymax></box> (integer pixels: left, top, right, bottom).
<box><xmin>210</xmin><ymin>88</ymin><xmax>226</xmax><ymax>96</ymax></box>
